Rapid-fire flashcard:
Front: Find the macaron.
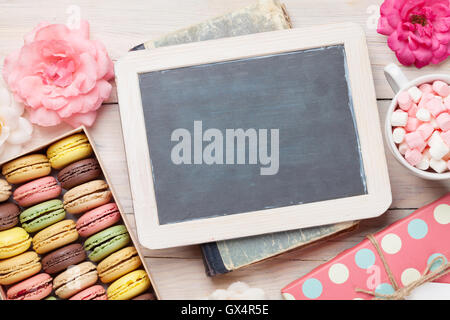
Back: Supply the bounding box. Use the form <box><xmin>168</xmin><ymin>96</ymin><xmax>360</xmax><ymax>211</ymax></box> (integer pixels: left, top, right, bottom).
<box><xmin>47</xmin><ymin>133</ymin><xmax>93</xmax><ymax>170</ymax></box>
<box><xmin>76</xmin><ymin>203</ymin><xmax>121</xmax><ymax>237</ymax></box>
<box><xmin>0</xmin><ymin>202</ymin><xmax>20</xmax><ymax>231</ymax></box>
<box><xmin>84</xmin><ymin>225</ymin><xmax>130</xmax><ymax>262</ymax></box>
<box><xmin>0</xmin><ymin>251</ymin><xmax>41</xmax><ymax>285</ymax></box>
<box><xmin>42</xmin><ymin>243</ymin><xmax>86</xmax><ymax>274</ymax></box>
<box><xmin>32</xmin><ymin>219</ymin><xmax>78</xmax><ymax>254</ymax></box>
<box><xmin>0</xmin><ymin>179</ymin><xmax>12</xmax><ymax>202</ymax></box>
<box><xmin>69</xmin><ymin>285</ymin><xmax>107</xmax><ymax>300</ymax></box>
<box><xmin>132</xmin><ymin>292</ymin><xmax>157</xmax><ymax>300</ymax></box>
<box><xmin>57</xmin><ymin>158</ymin><xmax>101</xmax><ymax>190</ymax></box>
<box><xmin>63</xmin><ymin>180</ymin><xmax>112</xmax><ymax>214</ymax></box>
<box><xmin>45</xmin><ymin>296</ymin><xmax>58</xmax><ymax>300</ymax></box>
<box><xmin>13</xmin><ymin>176</ymin><xmax>62</xmax><ymax>207</ymax></box>
<box><xmin>2</xmin><ymin>154</ymin><xmax>51</xmax><ymax>184</ymax></box>
<box><xmin>7</xmin><ymin>273</ymin><xmax>53</xmax><ymax>300</ymax></box>
<box><xmin>107</xmin><ymin>270</ymin><xmax>151</xmax><ymax>300</ymax></box>
<box><xmin>53</xmin><ymin>261</ymin><xmax>98</xmax><ymax>299</ymax></box>
<box><xmin>0</xmin><ymin>227</ymin><xmax>31</xmax><ymax>259</ymax></box>
<box><xmin>20</xmin><ymin>199</ymin><xmax>66</xmax><ymax>233</ymax></box>
<box><xmin>97</xmin><ymin>246</ymin><xmax>142</xmax><ymax>283</ymax></box>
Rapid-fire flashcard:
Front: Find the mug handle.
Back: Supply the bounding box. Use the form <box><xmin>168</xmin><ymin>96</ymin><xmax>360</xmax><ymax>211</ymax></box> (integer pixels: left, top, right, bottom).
<box><xmin>384</xmin><ymin>63</ymin><xmax>410</xmax><ymax>93</ymax></box>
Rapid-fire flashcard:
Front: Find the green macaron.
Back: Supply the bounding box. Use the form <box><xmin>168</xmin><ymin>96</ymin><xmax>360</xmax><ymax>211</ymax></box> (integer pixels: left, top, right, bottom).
<box><xmin>20</xmin><ymin>199</ymin><xmax>66</xmax><ymax>233</ymax></box>
<box><xmin>84</xmin><ymin>225</ymin><xmax>130</xmax><ymax>262</ymax></box>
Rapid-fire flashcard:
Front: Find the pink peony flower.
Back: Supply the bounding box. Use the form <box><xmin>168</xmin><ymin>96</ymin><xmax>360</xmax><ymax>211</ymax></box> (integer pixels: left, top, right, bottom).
<box><xmin>377</xmin><ymin>0</ymin><xmax>450</xmax><ymax>68</ymax></box>
<box><xmin>2</xmin><ymin>20</ymin><xmax>114</xmax><ymax>127</ymax></box>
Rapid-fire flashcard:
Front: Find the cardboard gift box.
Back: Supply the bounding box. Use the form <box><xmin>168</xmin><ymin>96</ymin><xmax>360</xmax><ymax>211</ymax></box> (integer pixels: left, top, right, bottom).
<box><xmin>0</xmin><ymin>127</ymin><xmax>159</xmax><ymax>300</ymax></box>
<box><xmin>282</xmin><ymin>194</ymin><xmax>450</xmax><ymax>300</ymax></box>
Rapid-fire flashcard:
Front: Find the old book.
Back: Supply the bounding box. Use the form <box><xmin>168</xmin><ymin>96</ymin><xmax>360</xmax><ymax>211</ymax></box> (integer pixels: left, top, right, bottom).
<box><xmin>130</xmin><ymin>0</ymin><xmax>359</xmax><ymax>276</ymax></box>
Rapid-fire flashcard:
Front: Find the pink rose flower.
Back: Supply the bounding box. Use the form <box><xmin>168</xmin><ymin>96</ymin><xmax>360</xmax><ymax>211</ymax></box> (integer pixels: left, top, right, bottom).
<box><xmin>2</xmin><ymin>20</ymin><xmax>114</xmax><ymax>127</ymax></box>
<box><xmin>377</xmin><ymin>0</ymin><xmax>450</xmax><ymax>68</ymax></box>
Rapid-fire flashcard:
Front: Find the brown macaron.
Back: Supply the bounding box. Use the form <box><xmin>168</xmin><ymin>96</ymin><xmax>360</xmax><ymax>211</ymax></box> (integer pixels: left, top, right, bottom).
<box><xmin>57</xmin><ymin>158</ymin><xmax>102</xmax><ymax>190</ymax></box>
<box><xmin>0</xmin><ymin>203</ymin><xmax>20</xmax><ymax>231</ymax></box>
<box><xmin>132</xmin><ymin>292</ymin><xmax>156</xmax><ymax>300</ymax></box>
<box><xmin>42</xmin><ymin>243</ymin><xmax>86</xmax><ymax>274</ymax></box>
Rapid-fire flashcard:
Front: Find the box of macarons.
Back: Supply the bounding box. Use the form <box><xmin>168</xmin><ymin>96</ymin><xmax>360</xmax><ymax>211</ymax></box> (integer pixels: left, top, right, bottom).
<box><xmin>0</xmin><ymin>127</ymin><xmax>158</xmax><ymax>300</ymax></box>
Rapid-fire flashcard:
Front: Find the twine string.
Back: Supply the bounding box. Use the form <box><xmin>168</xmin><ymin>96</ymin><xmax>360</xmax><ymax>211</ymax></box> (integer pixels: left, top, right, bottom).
<box><xmin>355</xmin><ymin>234</ymin><xmax>450</xmax><ymax>300</ymax></box>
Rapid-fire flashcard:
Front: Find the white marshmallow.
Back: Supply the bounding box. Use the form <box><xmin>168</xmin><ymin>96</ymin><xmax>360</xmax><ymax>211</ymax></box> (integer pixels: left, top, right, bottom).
<box><xmin>398</xmin><ymin>142</ymin><xmax>408</xmax><ymax>155</ymax></box>
<box><xmin>391</xmin><ymin>111</ymin><xmax>408</xmax><ymax>127</ymax></box>
<box><xmin>408</xmin><ymin>86</ymin><xmax>423</xmax><ymax>103</ymax></box>
<box><xmin>416</xmin><ymin>108</ymin><xmax>431</xmax><ymax>122</ymax></box>
<box><xmin>416</xmin><ymin>157</ymin><xmax>430</xmax><ymax>170</ymax></box>
<box><xmin>430</xmin><ymin>158</ymin><xmax>448</xmax><ymax>173</ymax></box>
<box><xmin>392</xmin><ymin>127</ymin><xmax>406</xmax><ymax>144</ymax></box>
<box><xmin>429</xmin><ymin>140</ymin><xmax>450</xmax><ymax>160</ymax></box>
<box><xmin>428</xmin><ymin>131</ymin><xmax>443</xmax><ymax>147</ymax></box>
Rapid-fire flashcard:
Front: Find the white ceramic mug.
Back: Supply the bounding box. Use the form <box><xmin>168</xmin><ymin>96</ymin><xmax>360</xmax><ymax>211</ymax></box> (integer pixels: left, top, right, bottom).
<box><xmin>384</xmin><ymin>63</ymin><xmax>450</xmax><ymax>180</ymax></box>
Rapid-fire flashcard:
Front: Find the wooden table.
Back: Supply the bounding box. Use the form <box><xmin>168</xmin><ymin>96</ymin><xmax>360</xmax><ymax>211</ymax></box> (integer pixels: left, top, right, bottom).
<box><xmin>0</xmin><ymin>0</ymin><xmax>449</xmax><ymax>299</ymax></box>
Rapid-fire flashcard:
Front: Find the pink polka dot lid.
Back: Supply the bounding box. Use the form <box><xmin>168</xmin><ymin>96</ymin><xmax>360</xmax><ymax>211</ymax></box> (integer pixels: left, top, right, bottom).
<box><xmin>281</xmin><ymin>193</ymin><xmax>450</xmax><ymax>300</ymax></box>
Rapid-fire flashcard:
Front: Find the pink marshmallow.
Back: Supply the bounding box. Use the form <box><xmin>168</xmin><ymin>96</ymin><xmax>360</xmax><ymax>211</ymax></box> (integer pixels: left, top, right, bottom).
<box><xmin>419</xmin><ymin>93</ymin><xmax>436</xmax><ymax>109</ymax></box>
<box><xmin>405</xmin><ymin>131</ymin><xmax>426</xmax><ymax>151</ymax></box>
<box><xmin>408</xmin><ymin>104</ymin><xmax>419</xmax><ymax>117</ymax></box>
<box><xmin>397</xmin><ymin>91</ymin><xmax>412</xmax><ymax>111</ymax></box>
<box><xmin>433</xmin><ymin>81</ymin><xmax>449</xmax><ymax>98</ymax></box>
<box><xmin>416</xmin><ymin>123</ymin><xmax>434</xmax><ymax>140</ymax></box>
<box><xmin>436</xmin><ymin>113</ymin><xmax>450</xmax><ymax>132</ymax></box>
<box><xmin>426</xmin><ymin>98</ymin><xmax>446</xmax><ymax>117</ymax></box>
<box><xmin>441</xmin><ymin>131</ymin><xmax>450</xmax><ymax>147</ymax></box>
<box><xmin>444</xmin><ymin>96</ymin><xmax>450</xmax><ymax>111</ymax></box>
<box><xmin>447</xmin><ymin>161</ymin><xmax>450</xmax><ymax>171</ymax></box>
<box><xmin>419</xmin><ymin>83</ymin><xmax>433</xmax><ymax>94</ymax></box>
<box><xmin>405</xmin><ymin>117</ymin><xmax>421</xmax><ymax>132</ymax></box>
<box><xmin>405</xmin><ymin>149</ymin><xmax>423</xmax><ymax>166</ymax></box>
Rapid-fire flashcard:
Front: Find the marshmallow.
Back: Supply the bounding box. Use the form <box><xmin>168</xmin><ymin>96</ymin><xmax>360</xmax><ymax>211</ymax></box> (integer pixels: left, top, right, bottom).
<box><xmin>441</xmin><ymin>131</ymin><xmax>450</xmax><ymax>147</ymax></box>
<box><xmin>419</xmin><ymin>83</ymin><xmax>433</xmax><ymax>94</ymax></box>
<box><xmin>430</xmin><ymin>117</ymin><xmax>439</xmax><ymax>129</ymax></box>
<box><xmin>416</xmin><ymin>108</ymin><xmax>431</xmax><ymax>122</ymax></box>
<box><xmin>416</xmin><ymin>157</ymin><xmax>430</xmax><ymax>170</ymax></box>
<box><xmin>408</xmin><ymin>86</ymin><xmax>423</xmax><ymax>103</ymax></box>
<box><xmin>428</xmin><ymin>131</ymin><xmax>444</xmax><ymax>147</ymax></box>
<box><xmin>430</xmin><ymin>158</ymin><xmax>448</xmax><ymax>173</ymax></box>
<box><xmin>392</xmin><ymin>127</ymin><xmax>406</xmax><ymax>144</ymax></box>
<box><xmin>444</xmin><ymin>96</ymin><xmax>450</xmax><ymax>110</ymax></box>
<box><xmin>398</xmin><ymin>142</ymin><xmax>409</xmax><ymax>155</ymax></box>
<box><xmin>397</xmin><ymin>91</ymin><xmax>412</xmax><ymax>111</ymax></box>
<box><xmin>426</xmin><ymin>98</ymin><xmax>445</xmax><ymax>117</ymax></box>
<box><xmin>405</xmin><ymin>149</ymin><xmax>423</xmax><ymax>166</ymax></box>
<box><xmin>437</xmin><ymin>113</ymin><xmax>450</xmax><ymax>131</ymax></box>
<box><xmin>418</xmin><ymin>93</ymin><xmax>435</xmax><ymax>109</ymax></box>
<box><xmin>448</xmin><ymin>160</ymin><xmax>450</xmax><ymax>171</ymax></box>
<box><xmin>416</xmin><ymin>123</ymin><xmax>434</xmax><ymax>140</ymax></box>
<box><xmin>391</xmin><ymin>110</ymin><xmax>408</xmax><ymax>127</ymax></box>
<box><xmin>429</xmin><ymin>139</ymin><xmax>450</xmax><ymax>160</ymax></box>
<box><xmin>408</xmin><ymin>104</ymin><xmax>419</xmax><ymax>117</ymax></box>
<box><xmin>405</xmin><ymin>117</ymin><xmax>421</xmax><ymax>132</ymax></box>
<box><xmin>433</xmin><ymin>81</ymin><xmax>449</xmax><ymax>98</ymax></box>
<box><xmin>405</xmin><ymin>131</ymin><xmax>426</xmax><ymax>151</ymax></box>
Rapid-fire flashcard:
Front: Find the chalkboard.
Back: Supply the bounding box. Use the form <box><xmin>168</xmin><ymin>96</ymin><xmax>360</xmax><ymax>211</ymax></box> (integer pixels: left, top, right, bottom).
<box><xmin>139</xmin><ymin>45</ymin><xmax>366</xmax><ymax>225</ymax></box>
<box><xmin>116</xmin><ymin>25</ymin><xmax>391</xmax><ymax>249</ymax></box>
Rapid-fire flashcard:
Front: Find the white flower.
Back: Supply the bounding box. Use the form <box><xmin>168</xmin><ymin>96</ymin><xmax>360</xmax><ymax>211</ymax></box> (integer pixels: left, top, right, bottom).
<box><xmin>0</xmin><ymin>81</ymin><xmax>33</xmax><ymax>159</ymax></box>
<box><xmin>207</xmin><ymin>281</ymin><xmax>267</xmax><ymax>300</ymax></box>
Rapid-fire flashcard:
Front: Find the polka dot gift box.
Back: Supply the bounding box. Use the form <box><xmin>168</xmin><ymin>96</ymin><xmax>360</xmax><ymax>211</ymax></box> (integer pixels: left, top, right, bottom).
<box><xmin>282</xmin><ymin>194</ymin><xmax>450</xmax><ymax>300</ymax></box>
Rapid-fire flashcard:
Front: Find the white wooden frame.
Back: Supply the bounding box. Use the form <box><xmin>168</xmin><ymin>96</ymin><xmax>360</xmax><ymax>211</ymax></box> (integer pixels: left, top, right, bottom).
<box><xmin>115</xmin><ymin>23</ymin><xmax>391</xmax><ymax>250</ymax></box>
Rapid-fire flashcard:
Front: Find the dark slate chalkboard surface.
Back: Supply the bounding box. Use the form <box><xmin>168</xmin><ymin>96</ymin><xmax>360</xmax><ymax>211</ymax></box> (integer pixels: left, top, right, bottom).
<box><xmin>139</xmin><ymin>45</ymin><xmax>367</xmax><ymax>225</ymax></box>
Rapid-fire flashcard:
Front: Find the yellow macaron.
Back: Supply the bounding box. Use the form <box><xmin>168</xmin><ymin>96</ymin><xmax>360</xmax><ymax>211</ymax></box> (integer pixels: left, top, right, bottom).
<box><xmin>2</xmin><ymin>154</ymin><xmax>51</xmax><ymax>184</ymax></box>
<box><xmin>107</xmin><ymin>269</ymin><xmax>151</xmax><ymax>300</ymax></box>
<box><xmin>32</xmin><ymin>220</ymin><xmax>79</xmax><ymax>255</ymax></box>
<box><xmin>47</xmin><ymin>134</ymin><xmax>93</xmax><ymax>170</ymax></box>
<box><xmin>0</xmin><ymin>227</ymin><xmax>32</xmax><ymax>259</ymax></box>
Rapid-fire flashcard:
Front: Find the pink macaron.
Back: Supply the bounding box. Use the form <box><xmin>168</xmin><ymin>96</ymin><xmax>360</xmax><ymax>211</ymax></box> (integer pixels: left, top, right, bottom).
<box><xmin>69</xmin><ymin>285</ymin><xmax>107</xmax><ymax>300</ymax></box>
<box><xmin>13</xmin><ymin>176</ymin><xmax>61</xmax><ymax>207</ymax></box>
<box><xmin>76</xmin><ymin>203</ymin><xmax>121</xmax><ymax>237</ymax></box>
<box><xmin>7</xmin><ymin>273</ymin><xmax>53</xmax><ymax>300</ymax></box>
